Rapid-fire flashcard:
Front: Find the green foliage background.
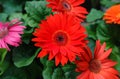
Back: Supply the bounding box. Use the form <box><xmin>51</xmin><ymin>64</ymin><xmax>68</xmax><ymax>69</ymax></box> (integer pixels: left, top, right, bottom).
<box><xmin>0</xmin><ymin>0</ymin><xmax>120</xmax><ymax>79</ymax></box>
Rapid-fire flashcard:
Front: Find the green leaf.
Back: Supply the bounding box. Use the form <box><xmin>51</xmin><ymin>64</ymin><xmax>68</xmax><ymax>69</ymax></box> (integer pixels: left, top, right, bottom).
<box><xmin>62</xmin><ymin>64</ymin><xmax>75</xmax><ymax>72</ymax></box>
<box><xmin>0</xmin><ymin>65</ymin><xmax>28</xmax><ymax>79</ymax></box>
<box><xmin>52</xmin><ymin>67</ymin><xmax>65</xmax><ymax>79</ymax></box>
<box><xmin>110</xmin><ymin>53</ymin><xmax>120</xmax><ymax>72</ymax></box>
<box><xmin>9</xmin><ymin>13</ymin><xmax>23</xmax><ymax>21</ymax></box>
<box><xmin>25</xmin><ymin>1</ymin><xmax>52</xmax><ymax>27</ymax></box>
<box><xmin>40</xmin><ymin>56</ymin><xmax>55</xmax><ymax>68</ymax></box>
<box><xmin>12</xmin><ymin>44</ymin><xmax>40</xmax><ymax>68</ymax></box>
<box><xmin>96</xmin><ymin>21</ymin><xmax>114</xmax><ymax>48</ymax></box>
<box><xmin>62</xmin><ymin>64</ymin><xmax>77</xmax><ymax>79</ymax></box>
<box><xmin>100</xmin><ymin>0</ymin><xmax>116</xmax><ymax>8</ymax></box>
<box><xmin>40</xmin><ymin>56</ymin><xmax>48</xmax><ymax>67</ymax></box>
<box><xmin>22</xmin><ymin>30</ymin><xmax>33</xmax><ymax>44</ymax></box>
<box><xmin>0</xmin><ymin>50</ymin><xmax>9</xmax><ymax>76</ymax></box>
<box><xmin>27</xmin><ymin>18</ymin><xmax>38</xmax><ymax>28</ymax></box>
<box><xmin>64</xmin><ymin>71</ymin><xmax>78</xmax><ymax>79</ymax></box>
<box><xmin>2</xmin><ymin>0</ymin><xmax>22</xmax><ymax>14</ymax></box>
<box><xmin>42</xmin><ymin>59</ymin><xmax>55</xmax><ymax>79</ymax></box>
<box><xmin>23</xmin><ymin>61</ymin><xmax>43</xmax><ymax>79</ymax></box>
<box><xmin>46</xmin><ymin>60</ymin><xmax>55</xmax><ymax>67</ymax></box>
<box><xmin>85</xmin><ymin>23</ymin><xmax>97</xmax><ymax>40</ymax></box>
<box><xmin>41</xmin><ymin>59</ymin><xmax>77</xmax><ymax>79</ymax></box>
<box><xmin>86</xmin><ymin>9</ymin><xmax>103</xmax><ymax>22</ymax></box>
<box><xmin>0</xmin><ymin>48</ymin><xmax>7</xmax><ymax>64</ymax></box>
<box><xmin>0</xmin><ymin>61</ymin><xmax>9</xmax><ymax>75</ymax></box>
<box><xmin>96</xmin><ymin>21</ymin><xmax>120</xmax><ymax>48</ymax></box>
<box><xmin>96</xmin><ymin>21</ymin><xmax>111</xmax><ymax>41</ymax></box>
<box><xmin>43</xmin><ymin>61</ymin><xmax>54</xmax><ymax>79</ymax></box>
<box><xmin>43</xmin><ymin>67</ymin><xmax>53</xmax><ymax>79</ymax></box>
<box><xmin>0</xmin><ymin>13</ymin><xmax>8</xmax><ymax>22</ymax></box>
<box><xmin>96</xmin><ymin>21</ymin><xmax>116</xmax><ymax>49</ymax></box>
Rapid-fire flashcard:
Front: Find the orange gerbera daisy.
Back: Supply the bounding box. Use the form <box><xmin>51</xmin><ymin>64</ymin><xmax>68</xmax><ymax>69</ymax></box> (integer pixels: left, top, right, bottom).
<box><xmin>32</xmin><ymin>13</ymin><xmax>88</xmax><ymax>66</ymax></box>
<box><xmin>103</xmin><ymin>4</ymin><xmax>120</xmax><ymax>24</ymax></box>
<box><xmin>47</xmin><ymin>0</ymin><xmax>88</xmax><ymax>22</ymax></box>
<box><xmin>75</xmin><ymin>40</ymin><xmax>119</xmax><ymax>79</ymax></box>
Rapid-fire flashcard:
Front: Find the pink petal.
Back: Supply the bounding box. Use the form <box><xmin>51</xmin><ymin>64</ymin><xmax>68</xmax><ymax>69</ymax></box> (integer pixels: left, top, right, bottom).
<box><xmin>5</xmin><ymin>35</ymin><xmax>21</xmax><ymax>43</ymax></box>
<box><xmin>8</xmin><ymin>32</ymin><xmax>21</xmax><ymax>38</ymax></box>
<box><xmin>0</xmin><ymin>22</ymin><xmax>3</xmax><ymax>28</ymax></box>
<box><xmin>0</xmin><ymin>39</ymin><xmax>10</xmax><ymax>50</ymax></box>
<box><xmin>9</xmin><ymin>25</ymin><xmax>25</xmax><ymax>32</ymax></box>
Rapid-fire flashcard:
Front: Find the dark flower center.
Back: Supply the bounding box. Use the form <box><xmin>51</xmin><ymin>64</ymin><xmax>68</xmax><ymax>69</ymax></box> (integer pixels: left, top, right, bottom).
<box><xmin>53</xmin><ymin>30</ymin><xmax>69</xmax><ymax>46</ymax></box>
<box><xmin>89</xmin><ymin>59</ymin><xmax>101</xmax><ymax>73</ymax></box>
<box><xmin>61</xmin><ymin>1</ymin><xmax>71</xmax><ymax>11</ymax></box>
<box><xmin>0</xmin><ymin>27</ymin><xmax>8</xmax><ymax>39</ymax></box>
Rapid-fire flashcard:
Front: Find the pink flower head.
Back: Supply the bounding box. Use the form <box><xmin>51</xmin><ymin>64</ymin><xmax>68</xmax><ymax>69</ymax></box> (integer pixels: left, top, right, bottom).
<box><xmin>0</xmin><ymin>19</ymin><xmax>26</xmax><ymax>51</ymax></box>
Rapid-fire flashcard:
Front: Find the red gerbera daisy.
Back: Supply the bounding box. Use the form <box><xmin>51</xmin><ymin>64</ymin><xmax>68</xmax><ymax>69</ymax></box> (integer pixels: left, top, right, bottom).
<box><xmin>32</xmin><ymin>13</ymin><xmax>88</xmax><ymax>66</ymax></box>
<box><xmin>47</xmin><ymin>0</ymin><xmax>88</xmax><ymax>22</ymax></box>
<box><xmin>103</xmin><ymin>4</ymin><xmax>120</xmax><ymax>24</ymax></box>
<box><xmin>75</xmin><ymin>40</ymin><xmax>119</xmax><ymax>79</ymax></box>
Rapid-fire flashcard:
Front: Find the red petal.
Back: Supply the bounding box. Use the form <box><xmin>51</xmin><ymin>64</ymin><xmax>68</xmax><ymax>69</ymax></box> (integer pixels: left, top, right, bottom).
<box><xmin>75</xmin><ymin>61</ymin><xmax>89</xmax><ymax>71</ymax></box>
<box><xmin>104</xmin><ymin>68</ymin><xmax>118</xmax><ymax>75</ymax></box>
<box><xmin>89</xmin><ymin>72</ymin><xmax>94</xmax><ymax>79</ymax></box>
<box><xmin>55</xmin><ymin>53</ymin><xmax>61</xmax><ymax>66</ymax></box>
<box><xmin>93</xmin><ymin>74</ymin><xmax>104</xmax><ymax>79</ymax></box>
<box><xmin>48</xmin><ymin>52</ymin><xmax>54</xmax><ymax>60</ymax></box>
<box><xmin>80</xmin><ymin>46</ymin><xmax>92</xmax><ymax>62</ymax></box>
<box><xmin>94</xmin><ymin>40</ymin><xmax>101</xmax><ymax>57</ymax></box>
<box><xmin>98</xmin><ymin>48</ymin><xmax>112</xmax><ymax>60</ymax></box>
<box><xmin>72</xmin><ymin>0</ymin><xmax>85</xmax><ymax>6</ymax></box>
<box><xmin>61</xmin><ymin>55</ymin><xmax>68</xmax><ymax>66</ymax></box>
<box><xmin>37</xmin><ymin>50</ymin><xmax>48</xmax><ymax>58</ymax></box>
<box><xmin>76</xmin><ymin>70</ymin><xmax>90</xmax><ymax>79</ymax></box>
<box><xmin>100</xmin><ymin>69</ymin><xmax>119</xmax><ymax>79</ymax></box>
<box><xmin>101</xmin><ymin>59</ymin><xmax>117</xmax><ymax>68</ymax></box>
<box><xmin>95</xmin><ymin>42</ymin><xmax>106</xmax><ymax>59</ymax></box>
<box><xmin>49</xmin><ymin>45</ymin><xmax>59</xmax><ymax>60</ymax></box>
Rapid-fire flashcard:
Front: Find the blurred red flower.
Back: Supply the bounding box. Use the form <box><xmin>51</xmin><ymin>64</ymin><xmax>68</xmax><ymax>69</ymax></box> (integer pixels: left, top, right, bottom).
<box><xmin>75</xmin><ymin>40</ymin><xmax>119</xmax><ymax>79</ymax></box>
<box><xmin>103</xmin><ymin>4</ymin><xmax>120</xmax><ymax>24</ymax></box>
<box><xmin>32</xmin><ymin>13</ymin><xmax>88</xmax><ymax>66</ymax></box>
<box><xmin>47</xmin><ymin>0</ymin><xmax>88</xmax><ymax>22</ymax></box>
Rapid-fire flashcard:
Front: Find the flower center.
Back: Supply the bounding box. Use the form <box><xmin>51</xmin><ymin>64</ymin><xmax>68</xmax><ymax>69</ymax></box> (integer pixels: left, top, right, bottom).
<box><xmin>0</xmin><ymin>27</ymin><xmax>8</xmax><ymax>39</ymax></box>
<box><xmin>89</xmin><ymin>59</ymin><xmax>101</xmax><ymax>73</ymax></box>
<box><xmin>53</xmin><ymin>30</ymin><xmax>69</xmax><ymax>46</ymax></box>
<box><xmin>61</xmin><ymin>1</ymin><xmax>71</xmax><ymax>11</ymax></box>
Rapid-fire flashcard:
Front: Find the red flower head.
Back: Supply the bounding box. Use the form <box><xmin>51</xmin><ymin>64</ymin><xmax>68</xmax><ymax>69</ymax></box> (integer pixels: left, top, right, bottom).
<box><xmin>103</xmin><ymin>4</ymin><xmax>120</xmax><ymax>24</ymax></box>
<box><xmin>75</xmin><ymin>40</ymin><xmax>119</xmax><ymax>79</ymax></box>
<box><xmin>47</xmin><ymin>0</ymin><xmax>88</xmax><ymax>22</ymax></box>
<box><xmin>32</xmin><ymin>13</ymin><xmax>88</xmax><ymax>66</ymax></box>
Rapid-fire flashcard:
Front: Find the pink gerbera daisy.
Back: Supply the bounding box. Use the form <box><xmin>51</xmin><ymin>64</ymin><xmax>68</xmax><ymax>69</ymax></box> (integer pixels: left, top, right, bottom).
<box><xmin>0</xmin><ymin>19</ymin><xmax>26</xmax><ymax>51</ymax></box>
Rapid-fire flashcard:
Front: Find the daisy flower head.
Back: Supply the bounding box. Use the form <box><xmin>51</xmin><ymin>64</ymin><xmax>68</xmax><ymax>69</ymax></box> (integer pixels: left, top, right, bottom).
<box><xmin>0</xmin><ymin>19</ymin><xmax>26</xmax><ymax>51</ymax></box>
<box><xmin>32</xmin><ymin>13</ymin><xmax>88</xmax><ymax>66</ymax></box>
<box><xmin>75</xmin><ymin>40</ymin><xmax>119</xmax><ymax>79</ymax></box>
<box><xmin>47</xmin><ymin>0</ymin><xmax>88</xmax><ymax>22</ymax></box>
<box><xmin>103</xmin><ymin>4</ymin><xmax>120</xmax><ymax>24</ymax></box>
